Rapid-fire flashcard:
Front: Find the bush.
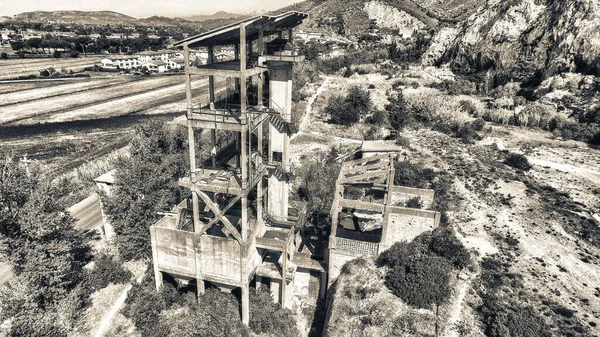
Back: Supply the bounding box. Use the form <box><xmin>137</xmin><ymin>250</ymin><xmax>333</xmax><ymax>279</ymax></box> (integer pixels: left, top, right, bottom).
<box><xmin>480</xmin><ymin>294</ymin><xmax>552</xmax><ymax>337</ymax></box>
<box><xmin>504</xmin><ymin>153</ymin><xmax>532</xmax><ymax>171</ymax></box>
<box><xmin>297</xmin><ymin>158</ymin><xmax>341</xmax><ymax>224</ymax></box>
<box><xmin>83</xmin><ymin>253</ymin><xmax>132</xmax><ymax>292</ymax></box>
<box><xmin>249</xmin><ymin>288</ymin><xmax>299</xmax><ymax>336</ymax></box>
<box><xmin>370</xmin><ymin>110</ymin><xmax>387</xmax><ymax>125</ymax></box>
<box><xmin>0</xmin><ymin>52</ymin><xmax>7</xmax><ymax>59</ymax></box>
<box><xmin>53</xmin><ymin>51</ymin><xmax>61</xmax><ymax>58</ymax></box>
<box><xmin>405</xmin><ymin>196</ymin><xmax>423</xmax><ymax>209</ymax></box>
<box><xmin>394</xmin><ymin>161</ymin><xmax>435</xmax><ymax>188</ymax></box>
<box><xmin>417</xmin><ymin>227</ymin><xmax>471</xmax><ymax>269</ymax></box>
<box><xmin>69</xmin><ymin>51</ymin><xmax>79</xmax><ymax>58</ymax></box>
<box><xmin>384</xmin><ymin>254</ymin><xmax>452</xmax><ymax>309</ymax></box>
<box><xmin>326</xmin><ymin>86</ymin><xmax>372</xmax><ymax>125</ymax></box>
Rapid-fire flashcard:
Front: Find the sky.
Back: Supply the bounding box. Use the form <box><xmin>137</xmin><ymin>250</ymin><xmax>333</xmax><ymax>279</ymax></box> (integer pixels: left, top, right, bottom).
<box><xmin>2</xmin><ymin>0</ymin><xmax>302</xmax><ymax>18</ymax></box>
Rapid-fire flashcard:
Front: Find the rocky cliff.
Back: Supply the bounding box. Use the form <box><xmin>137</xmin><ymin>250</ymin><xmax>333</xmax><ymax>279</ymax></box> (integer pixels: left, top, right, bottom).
<box><xmin>441</xmin><ymin>0</ymin><xmax>600</xmax><ymax>82</ymax></box>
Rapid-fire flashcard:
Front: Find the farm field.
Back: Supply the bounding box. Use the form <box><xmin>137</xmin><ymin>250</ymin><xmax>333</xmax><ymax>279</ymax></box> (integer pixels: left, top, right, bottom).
<box><xmin>0</xmin><ymin>57</ymin><xmax>101</xmax><ymax>80</ymax></box>
<box><xmin>0</xmin><ymin>74</ymin><xmax>223</xmax><ymax>177</ymax></box>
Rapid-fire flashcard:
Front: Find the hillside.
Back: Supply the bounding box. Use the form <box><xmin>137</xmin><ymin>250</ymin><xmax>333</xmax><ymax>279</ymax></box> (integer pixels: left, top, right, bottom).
<box><xmin>11</xmin><ymin>11</ymin><xmax>138</xmax><ymax>25</ymax></box>
<box><xmin>182</xmin><ymin>11</ymin><xmax>248</xmax><ymax>22</ymax></box>
<box><xmin>441</xmin><ymin>0</ymin><xmax>600</xmax><ymax>81</ymax></box>
<box><xmin>8</xmin><ymin>10</ymin><xmax>203</xmax><ymax>27</ymax></box>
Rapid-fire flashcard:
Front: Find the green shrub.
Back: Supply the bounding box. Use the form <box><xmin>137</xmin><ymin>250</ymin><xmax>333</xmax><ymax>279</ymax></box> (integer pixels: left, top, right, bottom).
<box><xmin>83</xmin><ymin>253</ymin><xmax>132</xmax><ymax>292</ymax></box>
<box><xmin>370</xmin><ymin>110</ymin><xmax>388</xmax><ymax>125</ymax></box>
<box><xmin>249</xmin><ymin>288</ymin><xmax>299</xmax><ymax>336</ymax></box>
<box><xmin>394</xmin><ymin>161</ymin><xmax>435</xmax><ymax>188</ymax></box>
<box><xmin>384</xmin><ymin>255</ymin><xmax>452</xmax><ymax>309</ymax></box>
<box><xmin>480</xmin><ymin>294</ymin><xmax>552</xmax><ymax>337</ymax></box>
<box><xmin>405</xmin><ymin>196</ymin><xmax>423</xmax><ymax>209</ymax></box>
<box><xmin>417</xmin><ymin>227</ymin><xmax>471</xmax><ymax>269</ymax></box>
<box><xmin>504</xmin><ymin>153</ymin><xmax>532</xmax><ymax>171</ymax></box>
<box><xmin>326</xmin><ymin>86</ymin><xmax>372</xmax><ymax>125</ymax></box>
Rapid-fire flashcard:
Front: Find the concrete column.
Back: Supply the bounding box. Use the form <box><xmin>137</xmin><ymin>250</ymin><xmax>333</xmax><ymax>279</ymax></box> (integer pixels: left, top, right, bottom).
<box><xmin>241</xmin><ymin>196</ymin><xmax>248</xmax><ymax>242</ymax></box>
<box><xmin>150</xmin><ymin>227</ymin><xmax>163</xmax><ymax>291</ymax></box>
<box><xmin>197</xmin><ymin>278</ymin><xmax>205</xmax><ymax>297</ymax></box>
<box><xmin>257</xmin><ymin>122</ymin><xmax>263</xmax><ymax>223</ymax></box>
<box><xmin>256</xmin><ymin>275</ymin><xmax>263</xmax><ymax>289</ymax></box>
<box><xmin>319</xmin><ymin>271</ymin><xmax>327</xmax><ymax>299</ymax></box>
<box><xmin>258</xmin><ymin>28</ymin><xmax>264</xmax><ymax>56</ymax></box>
<box><xmin>281</xmin><ymin>251</ymin><xmax>288</xmax><ymax>308</ymax></box>
<box><xmin>208</xmin><ymin>46</ymin><xmax>215</xmax><ymax>110</ymax></box>
<box><xmin>270</xmin><ymin>279</ymin><xmax>281</xmax><ymax>304</ymax></box>
<box><xmin>241</xmin><ymin>284</ymin><xmax>249</xmax><ymax>325</ymax></box>
<box><xmin>211</xmin><ymin>130</ymin><xmax>216</xmax><ymax>168</ymax></box>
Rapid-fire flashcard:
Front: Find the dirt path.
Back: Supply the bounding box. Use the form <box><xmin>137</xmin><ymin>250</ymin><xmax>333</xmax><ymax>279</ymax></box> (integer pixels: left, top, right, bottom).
<box><xmin>442</xmin><ymin>272</ymin><xmax>475</xmax><ymax>337</ymax></box>
<box><xmin>291</xmin><ymin>76</ymin><xmax>330</xmax><ymax>141</ymax></box>
<box><xmin>93</xmin><ymin>284</ymin><xmax>132</xmax><ymax>337</ymax></box>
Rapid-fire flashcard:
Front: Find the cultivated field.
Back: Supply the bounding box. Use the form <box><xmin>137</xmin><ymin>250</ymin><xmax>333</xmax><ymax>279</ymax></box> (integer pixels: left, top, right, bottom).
<box><xmin>0</xmin><ymin>57</ymin><xmax>101</xmax><ymax>80</ymax></box>
<box><xmin>0</xmin><ymin>73</ymin><xmax>223</xmax><ymax>177</ymax></box>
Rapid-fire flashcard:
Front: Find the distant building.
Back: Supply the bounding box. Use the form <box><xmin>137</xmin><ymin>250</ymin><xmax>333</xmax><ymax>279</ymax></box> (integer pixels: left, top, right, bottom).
<box><xmin>100</xmin><ymin>55</ymin><xmax>140</xmax><ymax>70</ymax></box>
<box><xmin>142</xmin><ymin>60</ymin><xmax>167</xmax><ymax>73</ymax></box>
<box><xmin>137</xmin><ymin>50</ymin><xmax>181</xmax><ymax>63</ymax></box>
<box><xmin>167</xmin><ymin>58</ymin><xmax>185</xmax><ymax>70</ymax></box>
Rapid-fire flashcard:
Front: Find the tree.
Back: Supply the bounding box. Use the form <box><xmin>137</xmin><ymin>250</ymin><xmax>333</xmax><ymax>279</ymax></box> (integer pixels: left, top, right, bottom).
<box><xmin>249</xmin><ymin>288</ymin><xmax>299</xmax><ymax>336</ymax></box>
<box><xmin>297</xmin><ymin>159</ymin><xmax>341</xmax><ymax>225</ymax></box>
<box><xmin>325</xmin><ymin>86</ymin><xmax>372</xmax><ymax>126</ymax></box>
<box><xmin>102</xmin><ymin>120</ymin><xmax>193</xmax><ymax>260</ymax></box>
<box><xmin>0</xmin><ymin>157</ymin><xmax>91</xmax><ymax>335</ymax></box>
<box><xmin>10</xmin><ymin>40</ymin><xmax>24</xmax><ymax>52</ymax></box>
<box><xmin>386</xmin><ymin>90</ymin><xmax>409</xmax><ymax>130</ymax></box>
<box><xmin>345</xmin><ymin>85</ymin><xmax>372</xmax><ymax>115</ymax></box>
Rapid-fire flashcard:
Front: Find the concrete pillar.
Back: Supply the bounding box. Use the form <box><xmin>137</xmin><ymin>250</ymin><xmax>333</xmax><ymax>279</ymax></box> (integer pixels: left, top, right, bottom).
<box><xmin>270</xmin><ymin>279</ymin><xmax>281</xmax><ymax>304</ymax></box>
<box><xmin>211</xmin><ymin>130</ymin><xmax>216</xmax><ymax>168</ymax></box>
<box><xmin>197</xmin><ymin>278</ymin><xmax>205</xmax><ymax>297</ymax></box>
<box><xmin>150</xmin><ymin>227</ymin><xmax>163</xmax><ymax>291</ymax></box>
<box><xmin>241</xmin><ymin>284</ymin><xmax>249</xmax><ymax>325</ymax></box>
<box><xmin>267</xmin><ymin>64</ymin><xmax>293</xmax><ymax>219</ymax></box>
<box><xmin>282</xmin><ymin>251</ymin><xmax>288</xmax><ymax>308</ymax></box>
<box><xmin>319</xmin><ymin>271</ymin><xmax>327</xmax><ymax>299</ymax></box>
<box><xmin>208</xmin><ymin>46</ymin><xmax>215</xmax><ymax>110</ymax></box>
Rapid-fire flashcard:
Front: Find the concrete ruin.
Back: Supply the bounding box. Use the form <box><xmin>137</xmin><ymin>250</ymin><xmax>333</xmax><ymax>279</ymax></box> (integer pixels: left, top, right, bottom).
<box><xmin>148</xmin><ymin>12</ymin><xmax>441</xmax><ymax>325</ymax></box>
<box><xmin>327</xmin><ymin>153</ymin><xmax>440</xmax><ymax>283</ymax></box>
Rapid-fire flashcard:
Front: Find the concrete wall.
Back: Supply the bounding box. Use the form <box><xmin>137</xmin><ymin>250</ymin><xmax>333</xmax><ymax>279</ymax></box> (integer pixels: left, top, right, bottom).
<box><xmin>268</xmin><ymin>175</ymin><xmax>288</xmax><ymax>218</ymax></box>
<box><xmin>155</xmin><ymin>227</ymin><xmax>197</xmax><ymax>276</ymax></box>
<box><xmin>328</xmin><ymin>251</ymin><xmax>360</xmax><ymax>285</ymax></box>
<box><xmin>198</xmin><ymin>235</ymin><xmax>242</xmax><ymax>280</ymax></box>
<box><xmin>382</xmin><ymin>207</ymin><xmax>439</xmax><ymax>249</ymax></box>
<box><xmin>391</xmin><ymin>186</ymin><xmax>435</xmax><ymax>208</ymax></box>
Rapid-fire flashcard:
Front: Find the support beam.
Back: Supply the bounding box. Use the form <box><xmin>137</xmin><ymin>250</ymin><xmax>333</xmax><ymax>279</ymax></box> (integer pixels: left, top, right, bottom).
<box><xmin>196</xmin><ymin>278</ymin><xmax>205</xmax><ymax>297</ymax></box>
<box><xmin>208</xmin><ymin>46</ymin><xmax>215</xmax><ymax>110</ymax></box>
<box><xmin>281</xmin><ymin>250</ymin><xmax>288</xmax><ymax>308</ymax></box>
<box><xmin>150</xmin><ymin>227</ymin><xmax>163</xmax><ymax>291</ymax></box>
<box><xmin>194</xmin><ymin>189</ymin><xmax>242</xmax><ymax>243</ymax></box>
<box><xmin>241</xmin><ymin>284</ymin><xmax>249</xmax><ymax>325</ymax></box>
<box><xmin>258</xmin><ymin>28</ymin><xmax>264</xmax><ymax>56</ymax></box>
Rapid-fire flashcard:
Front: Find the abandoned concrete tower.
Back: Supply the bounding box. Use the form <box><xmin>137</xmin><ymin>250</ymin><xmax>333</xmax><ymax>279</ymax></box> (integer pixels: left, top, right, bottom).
<box><xmin>149</xmin><ymin>11</ymin><xmax>443</xmax><ymax>326</ymax></box>
<box><xmin>149</xmin><ymin>12</ymin><xmax>316</xmax><ymax>324</ymax></box>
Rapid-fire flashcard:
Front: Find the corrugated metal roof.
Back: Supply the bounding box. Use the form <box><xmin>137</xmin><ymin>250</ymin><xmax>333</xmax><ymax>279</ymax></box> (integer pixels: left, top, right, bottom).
<box><xmin>172</xmin><ymin>11</ymin><xmax>308</xmax><ymax>48</ymax></box>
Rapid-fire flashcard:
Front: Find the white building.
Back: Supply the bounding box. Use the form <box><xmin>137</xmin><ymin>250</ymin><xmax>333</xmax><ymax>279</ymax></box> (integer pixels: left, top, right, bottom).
<box><xmin>137</xmin><ymin>50</ymin><xmax>181</xmax><ymax>63</ymax></box>
<box><xmin>100</xmin><ymin>55</ymin><xmax>140</xmax><ymax>70</ymax></box>
<box><xmin>167</xmin><ymin>58</ymin><xmax>185</xmax><ymax>70</ymax></box>
<box><xmin>142</xmin><ymin>60</ymin><xmax>166</xmax><ymax>73</ymax></box>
